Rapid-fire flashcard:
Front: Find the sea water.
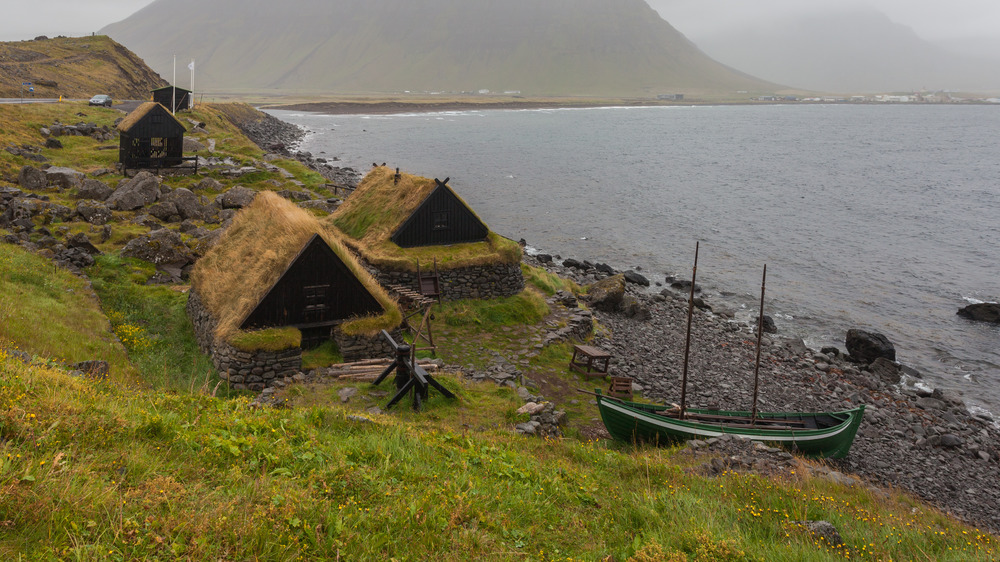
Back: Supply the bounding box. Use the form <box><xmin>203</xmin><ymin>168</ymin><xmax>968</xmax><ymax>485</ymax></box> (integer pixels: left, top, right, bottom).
<box><xmin>268</xmin><ymin>104</ymin><xmax>1000</xmax><ymax>413</ymax></box>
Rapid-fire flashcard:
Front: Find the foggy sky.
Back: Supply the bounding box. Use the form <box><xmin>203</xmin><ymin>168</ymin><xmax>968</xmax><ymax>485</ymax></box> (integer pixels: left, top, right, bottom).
<box><xmin>647</xmin><ymin>0</ymin><xmax>1000</xmax><ymax>43</ymax></box>
<box><xmin>1</xmin><ymin>0</ymin><xmax>997</xmax><ymax>47</ymax></box>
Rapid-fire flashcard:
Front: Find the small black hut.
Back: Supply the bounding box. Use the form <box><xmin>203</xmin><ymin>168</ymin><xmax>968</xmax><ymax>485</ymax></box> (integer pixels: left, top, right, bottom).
<box><xmin>241</xmin><ymin>233</ymin><xmax>383</xmax><ymax>343</ymax></box>
<box><xmin>391</xmin><ymin>178</ymin><xmax>490</xmax><ymax>248</ymax></box>
<box><xmin>151</xmin><ymin>86</ymin><xmax>191</xmax><ymax>112</ymax></box>
<box><xmin>117</xmin><ymin>102</ymin><xmax>187</xmax><ymax>172</ymax></box>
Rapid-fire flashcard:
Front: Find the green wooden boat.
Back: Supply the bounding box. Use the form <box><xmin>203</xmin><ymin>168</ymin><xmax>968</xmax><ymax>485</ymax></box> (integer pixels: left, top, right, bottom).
<box><xmin>595</xmin><ymin>390</ymin><xmax>865</xmax><ymax>459</ymax></box>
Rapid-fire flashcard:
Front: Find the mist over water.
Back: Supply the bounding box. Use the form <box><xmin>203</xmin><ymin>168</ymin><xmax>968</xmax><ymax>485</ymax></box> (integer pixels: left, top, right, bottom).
<box><xmin>269</xmin><ymin>104</ymin><xmax>1000</xmax><ymax>411</ymax></box>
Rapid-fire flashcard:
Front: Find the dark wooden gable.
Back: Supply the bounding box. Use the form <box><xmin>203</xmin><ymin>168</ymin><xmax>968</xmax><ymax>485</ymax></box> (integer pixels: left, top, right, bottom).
<box><xmin>390</xmin><ymin>180</ymin><xmax>489</xmax><ymax>248</ymax></box>
<box><xmin>152</xmin><ymin>86</ymin><xmax>191</xmax><ymax>111</ymax></box>
<box><xmin>119</xmin><ymin>103</ymin><xmax>186</xmax><ymax>138</ymax></box>
<box><xmin>240</xmin><ymin>234</ymin><xmax>383</xmax><ymax>331</ymax></box>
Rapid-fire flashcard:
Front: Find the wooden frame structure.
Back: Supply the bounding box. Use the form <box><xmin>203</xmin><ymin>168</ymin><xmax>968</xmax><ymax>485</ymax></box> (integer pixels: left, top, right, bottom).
<box><xmin>373</xmin><ymin>330</ymin><xmax>455</xmax><ymax>411</ymax></box>
<box><xmin>416</xmin><ymin>258</ymin><xmax>442</xmax><ymax>303</ymax></box>
<box><xmin>385</xmin><ymin>282</ymin><xmax>437</xmax><ymax>358</ymax></box>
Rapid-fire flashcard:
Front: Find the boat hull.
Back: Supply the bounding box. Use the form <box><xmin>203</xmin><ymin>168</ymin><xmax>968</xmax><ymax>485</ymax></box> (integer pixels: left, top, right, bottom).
<box><xmin>596</xmin><ymin>392</ymin><xmax>865</xmax><ymax>459</ymax></box>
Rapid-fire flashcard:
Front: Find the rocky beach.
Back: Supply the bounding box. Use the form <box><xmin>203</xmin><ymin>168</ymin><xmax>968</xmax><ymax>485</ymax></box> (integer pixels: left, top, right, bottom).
<box><xmin>523</xmin><ymin>253</ymin><xmax>1000</xmax><ymax>533</ymax></box>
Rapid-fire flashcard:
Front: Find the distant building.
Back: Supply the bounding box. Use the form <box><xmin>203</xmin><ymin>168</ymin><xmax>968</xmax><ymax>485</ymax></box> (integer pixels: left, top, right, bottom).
<box><xmin>151</xmin><ymin>86</ymin><xmax>191</xmax><ymax>112</ymax></box>
<box><xmin>657</xmin><ymin>94</ymin><xmax>684</xmax><ymax>101</ymax></box>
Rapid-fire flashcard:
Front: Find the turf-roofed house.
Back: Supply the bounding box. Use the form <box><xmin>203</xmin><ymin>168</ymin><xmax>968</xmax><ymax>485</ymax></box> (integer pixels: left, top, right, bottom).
<box><xmin>328</xmin><ymin>167</ymin><xmax>524</xmax><ymax>300</ymax></box>
<box><xmin>117</xmin><ymin>101</ymin><xmax>189</xmax><ymax>174</ymax></box>
<box><xmin>186</xmin><ymin>191</ymin><xmax>402</xmax><ymax>390</ymax></box>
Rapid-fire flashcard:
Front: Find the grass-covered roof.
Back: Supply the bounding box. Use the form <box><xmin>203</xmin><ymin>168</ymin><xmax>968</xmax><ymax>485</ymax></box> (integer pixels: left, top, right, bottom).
<box><xmin>328</xmin><ymin>167</ymin><xmax>521</xmax><ymax>272</ymax></box>
<box><xmin>116</xmin><ymin>102</ymin><xmax>181</xmax><ymax>133</ymax></box>
<box><xmin>190</xmin><ymin>191</ymin><xmax>401</xmax><ymax>339</ymax></box>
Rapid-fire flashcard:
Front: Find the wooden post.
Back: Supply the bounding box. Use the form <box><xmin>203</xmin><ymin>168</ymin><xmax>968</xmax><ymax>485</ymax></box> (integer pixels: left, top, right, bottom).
<box><xmin>679</xmin><ymin>241</ymin><xmax>699</xmax><ymax>420</ymax></box>
<box><xmin>751</xmin><ymin>265</ymin><xmax>767</xmax><ymax>425</ymax></box>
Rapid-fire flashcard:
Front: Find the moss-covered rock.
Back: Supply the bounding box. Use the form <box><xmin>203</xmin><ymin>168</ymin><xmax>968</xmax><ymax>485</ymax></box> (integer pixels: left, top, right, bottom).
<box><xmin>586</xmin><ymin>274</ymin><xmax>625</xmax><ymax>312</ymax></box>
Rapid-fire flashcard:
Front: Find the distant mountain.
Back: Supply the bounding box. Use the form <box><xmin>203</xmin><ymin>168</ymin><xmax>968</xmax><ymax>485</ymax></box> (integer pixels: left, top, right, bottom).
<box><xmin>100</xmin><ymin>0</ymin><xmax>776</xmax><ymax>96</ymax></box>
<box><xmin>689</xmin><ymin>10</ymin><xmax>1000</xmax><ymax>93</ymax></box>
<box><xmin>0</xmin><ymin>35</ymin><xmax>166</xmax><ymax>99</ymax></box>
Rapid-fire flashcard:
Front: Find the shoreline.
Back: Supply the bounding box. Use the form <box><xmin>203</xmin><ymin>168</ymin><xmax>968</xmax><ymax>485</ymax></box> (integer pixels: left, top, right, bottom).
<box><xmin>263</xmin><ymin>98</ymin><xmax>1000</xmax><ymax>116</ymax></box>
<box><xmin>256</xmin><ymin>110</ymin><xmax>1000</xmax><ymax>532</ymax></box>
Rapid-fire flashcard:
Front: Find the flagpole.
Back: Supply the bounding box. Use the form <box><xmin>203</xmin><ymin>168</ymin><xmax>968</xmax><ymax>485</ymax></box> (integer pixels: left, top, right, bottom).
<box><xmin>189</xmin><ymin>59</ymin><xmax>195</xmax><ymax>110</ymax></box>
<box><xmin>171</xmin><ymin>55</ymin><xmax>177</xmax><ymax>115</ymax></box>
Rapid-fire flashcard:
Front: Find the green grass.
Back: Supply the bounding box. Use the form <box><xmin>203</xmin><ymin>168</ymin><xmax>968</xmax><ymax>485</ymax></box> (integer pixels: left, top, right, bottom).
<box><xmin>1</xmin><ymin>354</ymin><xmax>996</xmax><ymax>560</ymax></box>
<box><xmin>0</xmin><ymin>243</ymin><xmax>135</xmax><ymax>383</ymax></box>
<box><xmin>522</xmin><ymin>263</ymin><xmax>579</xmax><ymax>296</ymax></box>
<box><xmin>229</xmin><ymin>327</ymin><xmax>302</xmax><ymax>353</ymax></box>
<box><xmin>302</xmin><ymin>341</ymin><xmax>343</xmax><ymax>370</ymax></box>
<box><xmin>86</xmin><ymin>254</ymin><xmax>219</xmax><ymax>394</ymax></box>
<box><xmin>438</xmin><ymin>289</ymin><xmax>549</xmax><ymax>328</ymax></box>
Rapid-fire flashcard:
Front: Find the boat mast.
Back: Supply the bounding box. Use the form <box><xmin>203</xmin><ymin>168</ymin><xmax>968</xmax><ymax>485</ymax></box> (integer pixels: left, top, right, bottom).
<box><xmin>679</xmin><ymin>241</ymin><xmax>699</xmax><ymax>420</ymax></box>
<box><xmin>751</xmin><ymin>264</ymin><xmax>767</xmax><ymax>425</ymax></box>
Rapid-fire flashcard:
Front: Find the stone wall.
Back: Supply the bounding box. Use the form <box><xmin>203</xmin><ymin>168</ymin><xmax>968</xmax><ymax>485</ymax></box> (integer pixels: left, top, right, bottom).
<box><xmin>186</xmin><ymin>288</ymin><xmax>302</xmax><ymax>391</ymax></box>
<box><xmin>375</xmin><ymin>262</ymin><xmax>524</xmax><ymax>301</ymax></box>
<box><xmin>334</xmin><ymin>328</ymin><xmax>403</xmax><ymax>363</ymax></box>
<box><xmin>212</xmin><ymin>342</ymin><xmax>301</xmax><ymax>392</ymax></box>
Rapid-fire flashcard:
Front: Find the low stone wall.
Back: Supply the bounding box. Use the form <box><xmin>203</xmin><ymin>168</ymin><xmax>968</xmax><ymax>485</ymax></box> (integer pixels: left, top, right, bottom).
<box><xmin>334</xmin><ymin>328</ymin><xmax>403</xmax><ymax>363</ymax></box>
<box><xmin>186</xmin><ymin>288</ymin><xmax>302</xmax><ymax>391</ymax></box>
<box><xmin>375</xmin><ymin>262</ymin><xmax>524</xmax><ymax>301</ymax></box>
<box><xmin>213</xmin><ymin>342</ymin><xmax>301</xmax><ymax>392</ymax></box>
<box><xmin>186</xmin><ymin>289</ymin><xmax>217</xmax><ymax>353</ymax></box>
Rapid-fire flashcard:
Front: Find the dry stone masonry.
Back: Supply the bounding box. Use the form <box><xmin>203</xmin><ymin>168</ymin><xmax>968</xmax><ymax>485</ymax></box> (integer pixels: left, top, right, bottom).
<box><xmin>374</xmin><ymin>262</ymin><xmax>524</xmax><ymax>301</ymax></box>
<box><xmin>186</xmin><ymin>289</ymin><xmax>302</xmax><ymax>391</ymax></box>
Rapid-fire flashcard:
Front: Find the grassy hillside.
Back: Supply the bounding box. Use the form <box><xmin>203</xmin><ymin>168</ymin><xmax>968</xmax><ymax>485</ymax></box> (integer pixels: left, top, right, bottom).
<box><xmin>0</xmin><ymin>35</ymin><xmax>167</xmax><ymax>100</ymax></box>
<box><xmin>1</xmin><ymin>102</ymin><xmax>997</xmax><ymax>559</ymax></box>
<box><xmin>101</xmin><ymin>0</ymin><xmax>778</xmax><ymax>97</ymax></box>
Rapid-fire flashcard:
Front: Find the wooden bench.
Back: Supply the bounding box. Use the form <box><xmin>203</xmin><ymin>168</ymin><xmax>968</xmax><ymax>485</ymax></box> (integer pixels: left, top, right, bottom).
<box><xmin>570</xmin><ymin>344</ymin><xmax>611</xmax><ymax>378</ymax></box>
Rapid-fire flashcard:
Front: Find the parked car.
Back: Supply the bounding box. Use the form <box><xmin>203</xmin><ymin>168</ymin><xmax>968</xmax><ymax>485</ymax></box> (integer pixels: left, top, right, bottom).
<box><xmin>88</xmin><ymin>94</ymin><xmax>112</xmax><ymax>107</ymax></box>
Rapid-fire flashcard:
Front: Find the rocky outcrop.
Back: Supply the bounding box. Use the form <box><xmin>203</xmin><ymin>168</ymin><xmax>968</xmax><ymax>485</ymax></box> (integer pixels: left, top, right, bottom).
<box><xmin>106</xmin><ymin>171</ymin><xmax>161</xmax><ymax>211</ymax></box>
<box><xmin>17</xmin><ymin>165</ymin><xmax>47</xmax><ymax>190</ymax></box>
<box><xmin>120</xmin><ymin>228</ymin><xmax>194</xmax><ymax>268</ymax></box>
<box><xmin>76</xmin><ymin>179</ymin><xmax>113</xmax><ymax>201</ymax></box>
<box><xmin>215</xmin><ymin>186</ymin><xmax>256</xmax><ymax>209</ymax></box>
<box><xmin>957</xmin><ymin>303</ymin><xmax>1000</xmax><ymax>324</ymax></box>
<box><xmin>45</xmin><ymin>167</ymin><xmax>84</xmax><ymax>190</ymax></box>
<box><xmin>845</xmin><ymin>329</ymin><xmax>896</xmax><ymax>365</ymax></box>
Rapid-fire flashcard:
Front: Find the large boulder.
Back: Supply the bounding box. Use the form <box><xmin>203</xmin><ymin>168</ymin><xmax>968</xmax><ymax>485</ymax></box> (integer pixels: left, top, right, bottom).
<box><xmin>45</xmin><ymin>167</ymin><xmax>84</xmax><ymax>189</ymax></box>
<box><xmin>17</xmin><ymin>165</ymin><xmax>47</xmax><ymax>190</ymax></box>
<box><xmin>215</xmin><ymin>186</ymin><xmax>256</xmax><ymax>209</ymax></box>
<box><xmin>76</xmin><ymin>179</ymin><xmax>113</xmax><ymax>201</ymax></box>
<box><xmin>120</xmin><ymin>228</ymin><xmax>194</xmax><ymax>267</ymax></box>
<box><xmin>623</xmin><ymin>270</ymin><xmax>650</xmax><ymax>287</ymax></box>
<box><xmin>166</xmin><ymin>188</ymin><xmax>205</xmax><ymax>220</ymax></box>
<box><xmin>148</xmin><ymin>201</ymin><xmax>180</xmax><ymax>222</ymax></box>
<box><xmin>76</xmin><ymin>200</ymin><xmax>112</xmax><ymax>225</ymax></box>
<box><xmin>586</xmin><ymin>274</ymin><xmax>626</xmax><ymax>312</ymax></box>
<box><xmin>66</xmin><ymin>233</ymin><xmax>101</xmax><ymax>255</ymax></box>
<box><xmin>192</xmin><ymin>177</ymin><xmax>223</xmax><ymax>191</ymax></box>
<box><xmin>957</xmin><ymin>303</ymin><xmax>1000</xmax><ymax>324</ymax></box>
<box><xmin>845</xmin><ymin>329</ymin><xmax>896</xmax><ymax>365</ymax></box>
<box><xmin>106</xmin><ymin>171</ymin><xmax>161</xmax><ymax>211</ymax></box>
<box><xmin>183</xmin><ymin>138</ymin><xmax>207</xmax><ymax>153</ymax></box>
<box><xmin>868</xmin><ymin>357</ymin><xmax>902</xmax><ymax>386</ymax></box>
